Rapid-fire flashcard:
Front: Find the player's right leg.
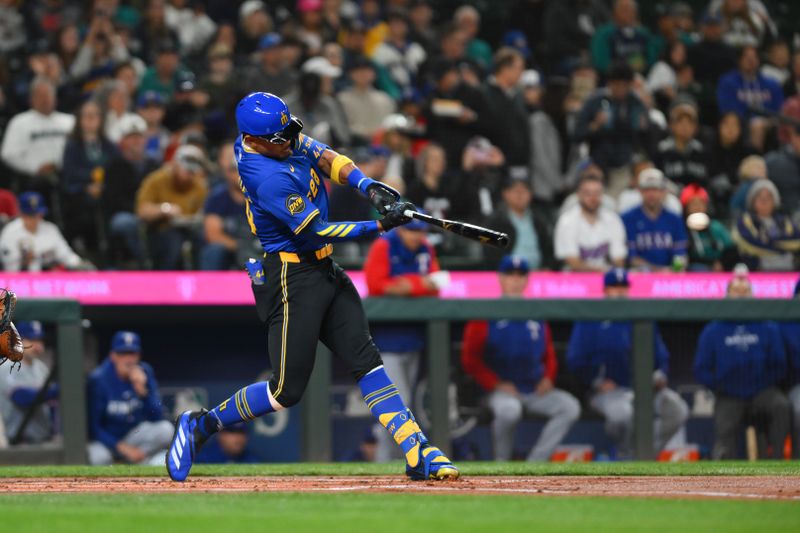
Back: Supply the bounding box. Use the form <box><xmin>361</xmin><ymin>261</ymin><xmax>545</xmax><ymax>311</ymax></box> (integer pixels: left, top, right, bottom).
<box><xmin>166</xmin><ymin>256</ymin><xmax>330</xmax><ymax>481</ymax></box>
<box><xmin>488</xmin><ymin>390</ymin><xmax>523</xmax><ymax>460</ymax></box>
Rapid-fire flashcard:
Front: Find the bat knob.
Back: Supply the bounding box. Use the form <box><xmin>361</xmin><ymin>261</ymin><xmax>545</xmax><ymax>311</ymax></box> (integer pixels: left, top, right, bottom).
<box><xmin>497</xmin><ymin>234</ymin><xmax>510</xmax><ymax>248</ymax></box>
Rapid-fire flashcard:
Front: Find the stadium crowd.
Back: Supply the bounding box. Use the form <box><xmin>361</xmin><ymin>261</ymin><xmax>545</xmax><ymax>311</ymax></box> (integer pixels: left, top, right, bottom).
<box><xmin>0</xmin><ymin>0</ymin><xmax>798</xmax><ymax>271</ymax></box>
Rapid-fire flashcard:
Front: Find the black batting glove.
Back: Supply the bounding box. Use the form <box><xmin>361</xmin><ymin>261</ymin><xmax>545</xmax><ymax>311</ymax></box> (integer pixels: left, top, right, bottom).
<box><xmin>380</xmin><ymin>201</ymin><xmax>416</xmax><ymax>232</ymax></box>
<box><xmin>366</xmin><ymin>182</ymin><xmax>401</xmax><ymax>215</ymax></box>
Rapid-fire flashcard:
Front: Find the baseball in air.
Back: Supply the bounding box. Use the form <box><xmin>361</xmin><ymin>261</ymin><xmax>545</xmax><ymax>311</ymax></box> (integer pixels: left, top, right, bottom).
<box><xmin>686</xmin><ymin>212</ymin><xmax>710</xmax><ymax>231</ymax></box>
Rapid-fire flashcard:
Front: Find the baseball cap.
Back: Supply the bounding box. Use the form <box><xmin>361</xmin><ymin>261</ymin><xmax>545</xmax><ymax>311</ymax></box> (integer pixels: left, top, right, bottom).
<box><xmin>701</xmin><ymin>10</ymin><xmax>723</xmax><ymax>25</ymax></box>
<box><xmin>679</xmin><ymin>183</ymin><xmax>709</xmax><ymax>207</ymax></box>
<box><xmin>301</xmin><ymin>56</ymin><xmax>342</xmax><ymax>78</ymax></box>
<box><xmin>116</xmin><ymin>114</ymin><xmax>147</xmax><ymax>138</ymax></box>
<box><xmin>239</xmin><ymin>0</ymin><xmax>266</xmax><ymax>22</ymax></box>
<box><xmin>604</xmin><ymin>268</ymin><xmax>630</xmax><ymax>287</ymax></box>
<box><xmin>348</xmin><ymin>55</ymin><xmax>374</xmax><ymax>72</ymax></box>
<box><xmin>502</xmin><ymin>30</ymin><xmax>531</xmax><ymax>58</ymax></box>
<box><xmin>520</xmin><ymin>69</ymin><xmax>542</xmax><ymax>88</ymax></box>
<box><xmin>259</xmin><ymin>33</ymin><xmax>282</xmax><ymax>51</ymax></box>
<box><xmin>19</xmin><ymin>191</ymin><xmax>48</xmax><ymax>216</ymax></box>
<box><xmin>176</xmin><ymin>73</ymin><xmax>197</xmax><ymax>93</ymax></box>
<box><xmin>156</xmin><ymin>39</ymin><xmax>179</xmax><ymax>55</ymax></box>
<box><xmin>638</xmin><ymin>168</ymin><xmax>667</xmax><ymax>190</ymax></box>
<box><xmin>137</xmin><ymin>90</ymin><xmax>165</xmax><ymax>108</ymax></box>
<box><xmin>111</xmin><ymin>330</ymin><xmax>141</xmax><ymax>353</ymax></box>
<box><xmin>16</xmin><ymin>321</ymin><xmax>44</xmax><ymax>341</ymax></box>
<box><xmin>498</xmin><ymin>255</ymin><xmax>530</xmax><ymax>275</ymax></box>
<box><xmin>175</xmin><ymin>144</ymin><xmax>207</xmax><ymax>173</ymax></box>
<box><xmin>297</xmin><ymin>0</ymin><xmax>323</xmax><ymax>12</ymax></box>
<box><xmin>607</xmin><ymin>60</ymin><xmax>634</xmax><ymax>82</ymax></box>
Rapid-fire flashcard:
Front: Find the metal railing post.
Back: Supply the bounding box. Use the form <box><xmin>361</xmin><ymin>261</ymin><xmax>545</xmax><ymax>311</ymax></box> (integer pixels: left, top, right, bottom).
<box><xmin>632</xmin><ymin>320</ymin><xmax>655</xmax><ymax>460</ymax></box>
<box><xmin>301</xmin><ymin>343</ymin><xmax>332</xmax><ymax>461</ymax></box>
<box><xmin>426</xmin><ymin>320</ymin><xmax>451</xmax><ymax>456</ymax></box>
<box><xmin>57</xmin><ymin>317</ymin><xmax>86</xmax><ymax>464</ymax></box>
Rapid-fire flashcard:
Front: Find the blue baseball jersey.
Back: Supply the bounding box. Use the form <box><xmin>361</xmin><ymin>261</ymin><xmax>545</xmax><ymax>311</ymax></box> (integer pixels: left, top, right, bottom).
<box><xmin>782</xmin><ymin>322</ymin><xmax>800</xmax><ymax>386</ymax></box>
<box><xmin>622</xmin><ymin>206</ymin><xmax>688</xmax><ymax>267</ymax></box>
<box><xmin>87</xmin><ymin>358</ymin><xmax>164</xmax><ymax>450</ymax></box>
<box><xmin>566</xmin><ymin>321</ymin><xmax>670</xmax><ymax>388</ymax></box>
<box><xmin>485</xmin><ymin>320</ymin><xmax>551</xmax><ymax>393</ymax></box>
<box><xmin>694</xmin><ymin>321</ymin><xmax>786</xmax><ymax>399</ymax></box>
<box><xmin>234</xmin><ymin>133</ymin><xmax>331</xmax><ymax>254</ymax></box>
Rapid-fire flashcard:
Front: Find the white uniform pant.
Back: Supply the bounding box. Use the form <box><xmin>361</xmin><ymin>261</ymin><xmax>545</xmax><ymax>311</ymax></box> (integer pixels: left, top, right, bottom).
<box><xmin>489</xmin><ymin>388</ymin><xmax>581</xmax><ymax>461</ymax></box>
<box><xmin>87</xmin><ymin>420</ymin><xmax>174</xmax><ymax>465</ymax></box>
<box><xmin>374</xmin><ymin>351</ymin><xmax>420</xmax><ymax>462</ymax></box>
<box><xmin>590</xmin><ymin>387</ymin><xmax>689</xmax><ymax>456</ymax></box>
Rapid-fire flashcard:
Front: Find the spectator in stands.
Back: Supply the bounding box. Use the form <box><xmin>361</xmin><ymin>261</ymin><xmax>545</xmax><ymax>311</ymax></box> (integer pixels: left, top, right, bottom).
<box><xmin>337</xmin><ymin>57</ymin><xmax>395</xmax><ymax>145</ymax></box>
<box><xmin>244</xmin><ymin>33</ymin><xmax>298</xmax><ymax>98</ymax></box>
<box><xmin>285</xmin><ymin>71</ymin><xmax>351</xmax><ymax>148</ymax></box>
<box><xmin>462</xmin><ymin>255</ymin><xmax>581</xmax><ymax>461</ymax></box>
<box><xmin>136</xmin><ymin>0</ymin><xmax>179</xmax><ymax>63</ymax></box>
<box><xmin>406</xmin><ymin>143</ymin><xmax>452</xmax><ymax>220</ymax></box>
<box><xmin>372</xmin><ymin>8</ymin><xmax>426</xmax><ymax>98</ymax></box>
<box><xmin>103</xmin><ymin>115</ymin><xmax>156</xmax><ymax>268</ymax></box>
<box><xmin>364</xmin><ymin>216</ymin><xmax>443</xmax><ymax>461</ymax></box>
<box><xmin>760</xmin><ymin>40</ymin><xmax>791</xmax><ymax>87</ymax></box>
<box><xmin>101</xmin><ymin>80</ymin><xmax>139</xmax><ymax>144</ymax></box>
<box><xmin>164</xmin><ymin>0</ymin><xmax>217</xmax><ymax>55</ymax></box>
<box><xmin>0</xmin><ymin>192</ymin><xmax>83</xmax><ymax>272</ymax></box>
<box><xmin>378</xmin><ymin>114</ymin><xmax>416</xmax><ymax>186</ymax></box>
<box><xmin>729</xmin><ymin>155</ymin><xmax>767</xmax><ymax>219</ymax></box>
<box><xmin>617</xmin><ymin>160</ymin><xmax>683</xmax><ymax>216</ymax></box>
<box><xmin>765</xmin><ymin>97</ymin><xmax>800</xmax><ymax>225</ymax></box>
<box><xmin>485</xmin><ymin>178</ymin><xmax>552</xmax><ymax>270</ymax></box>
<box><xmin>694</xmin><ymin>270</ymin><xmax>790</xmax><ymax>459</ymax></box>
<box><xmin>522</xmin><ymin>70</ymin><xmax>563</xmax><ymax>208</ymax></box>
<box><xmin>0</xmin><ymin>77</ymin><xmax>74</xmax><ymax>193</ymax></box>
<box><xmin>574</xmin><ymin>61</ymin><xmax>650</xmax><ymax>198</ymax></box>
<box><xmin>482</xmin><ymin>47</ymin><xmax>529</xmax><ymax>168</ymax></box>
<box><xmin>199</xmin><ymin>44</ymin><xmax>240</xmax><ymax>135</ymax></box>
<box><xmin>408</xmin><ymin>0</ymin><xmax>436</xmax><ymax>54</ymax></box>
<box><xmin>453</xmin><ymin>5</ymin><xmax>492</xmax><ymax>70</ymax></box>
<box><xmin>783</xmin><ymin>50</ymin><xmax>800</xmax><ymax>98</ymax></box>
<box><xmin>709</xmin><ymin>0</ymin><xmax>777</xmax><ymax>49</ymax></box>
<box><xmin>732</xmin><ymin>180</ymin><xmax>800</xmax><ymax>271</ymax></box>
<box><xmin>0</xmin><ymin>321</ymin><xmax>57</xmax><ymax>445</ymax></box>
<box><xmin>555</xmin><ymin>174</ymin><xmax>627</xmax><ymax>272</ymax></box>
<box><xmin>199</xmin><ymin>141</ymin><xmax>252</xmax><ymax>271</ymax></box>
<box><xmin>0</xmin><ymin>189</ymin><xmax>18</xmax><ymax>229</ymax></box>
<box><xmin>647</xmin><ymin>40</ymin><xmax>689</xmax><ymax>110</ymax></box>
<box><xmin>138</xmin><ymin>40</ymin><xmax>189</xmax><ymax>102</ymax></box>
<box><xmin>543</xmin><ymin>0</ymin><xmax>610</xmax><ymax>75</ymax></box>
<box><xmin>69</xmin><ymin>10</ymin><xmax>130</xmax><ymax>93</ymax></box>
<box><xmin>423</xmin><ymin>59</ymin><xmax>486</xmax><ymax>170</ymax></box>
<box><xmin>137</xmin><ymin>91</ymin><xmax>170</xmax><ymax>164</ymax></box>
<box><xmin>707</xmin><ymin>112</ymin><xmax>757</xmax><ymax>216</ymax></box>
<box><xmin>590</xmin><ymin>0</ymin><xmax>657</xmax><ymax>74</ymax></box>
<box><xmin>567</xmin><ymin>268</ymin><xmax>689</xmax><ymax>457</ymax></box>
<box><xmin>622</xmin><ymin>168</ymin><xmax>688</xmax><ymax>272</ymax></box>
<box><xmin>136</xmin><ymin>144</ymin><xmax>208</xmax><ymax>270</ymax></box>
<box><xmin>687</xmin><ymin>12</ymin><xmax>736</xmax><ymax>123</ymax></box>
<box><xmin>717</xmin><ymin>45</ymin><xmax>783</xmax><ymax>121</ymax></box>
<box><xmin>87</xmin><ymin>331</ymin><xmax>173</xmax><ymax>465</ymax></box>
<box><xmin>784</xmin><ymin>280</ymin><xmax>800</xmax><ymax>459</ymax></box>
<box><xmin>681</xmin><ymin>184</ymin><xmax>737</xmax><ymax>272</ymax></box>
<box><xmin>654</xmin><ymin>100</ymin><xmax>708</xmax><ymax>188</ymax></box>
<box><xmin>195</xmin><ymin>423</ymin><xmax>258</xmax><ymax>464</ymax></box>
<box><xmin>113</xmin><ymin>62</ymin><xmax>142</xmax><ymax>101</ymax></box>
<box><xmin>61</xmin><ymin>99</ymin><xmax>116</xmax><ymax>256</ymax></box>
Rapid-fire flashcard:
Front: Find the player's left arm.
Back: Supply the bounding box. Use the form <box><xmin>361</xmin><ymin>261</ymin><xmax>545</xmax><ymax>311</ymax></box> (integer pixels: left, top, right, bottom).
<box><xmin>542</xmin><ymin>323</ymin><xmax>558</xmax><ymax>381</ymax></box>
<box><xmin>297</xmin><ymin>134</ymin><xmax>402</xmax><ymax>214</ymax></box>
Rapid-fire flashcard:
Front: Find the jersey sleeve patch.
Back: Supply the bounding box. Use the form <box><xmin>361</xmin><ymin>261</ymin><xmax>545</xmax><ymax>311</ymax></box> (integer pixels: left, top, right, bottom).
<box><xmin>286</xmin><ymin>193</ymin><xmax>306</xmax><ymax>215</ymax></box>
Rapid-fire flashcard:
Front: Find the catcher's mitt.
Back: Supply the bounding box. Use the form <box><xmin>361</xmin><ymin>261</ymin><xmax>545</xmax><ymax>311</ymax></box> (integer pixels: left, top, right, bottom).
<box><xmin>0</xmin><ymin>289</ymin><xmax>23</xmax><ymax>369</ymax></box>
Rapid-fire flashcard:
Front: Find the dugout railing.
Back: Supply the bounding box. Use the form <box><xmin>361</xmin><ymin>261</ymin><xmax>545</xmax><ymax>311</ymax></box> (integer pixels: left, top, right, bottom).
<box><xmin>2</xmin><ymin>297</ymin><xmax>799</xmax><ymax>463</ymax></box>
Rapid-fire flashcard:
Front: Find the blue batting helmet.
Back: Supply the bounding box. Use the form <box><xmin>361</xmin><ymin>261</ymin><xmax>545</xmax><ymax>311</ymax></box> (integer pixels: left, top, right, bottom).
<box><xmin>236</xmin><ymin>92</ymin><xmax>301</xmax><ymax>139</ymax></box>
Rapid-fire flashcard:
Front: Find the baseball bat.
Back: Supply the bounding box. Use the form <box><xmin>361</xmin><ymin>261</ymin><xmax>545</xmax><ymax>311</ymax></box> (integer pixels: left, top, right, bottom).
<box><xmin>403</xmin><ymin>210</ymin><xmax>510</xmax><ymax>248</ymax></box>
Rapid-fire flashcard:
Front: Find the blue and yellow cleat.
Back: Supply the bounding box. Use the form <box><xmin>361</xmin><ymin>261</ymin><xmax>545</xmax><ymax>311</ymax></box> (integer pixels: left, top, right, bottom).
<box><xmin>165</xmin><ymin>409</ymin><xmax>208</xmax><ymax>482</ymax></box>
<box><xmin>405</xmin><ymin>442</ymin><xmax>460</xmax><ymax>481</ymax></box>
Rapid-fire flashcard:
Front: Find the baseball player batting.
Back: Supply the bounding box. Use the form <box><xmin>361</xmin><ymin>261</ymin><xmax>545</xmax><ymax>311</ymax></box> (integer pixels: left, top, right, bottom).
<box><xmin>165</xmin><ymin>92</ymin><xmax>458</xmax><ymax>482</ymax></box>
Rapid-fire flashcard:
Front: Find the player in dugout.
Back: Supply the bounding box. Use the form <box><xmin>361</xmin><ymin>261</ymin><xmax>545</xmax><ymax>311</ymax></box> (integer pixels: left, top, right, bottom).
<box><xmin>461</xmin><ymin>255</ymin><xmax>581</xmax><ymax>461</ymax></box>
<box><xmin>166</xmin><ymin>92</ymin><xmax>458</xmax><ymax>481</ymax></box>
<box><xmin>567</xmin><ymin>268</ymin><xmax>689</xmax><ymax>458</ymax></box>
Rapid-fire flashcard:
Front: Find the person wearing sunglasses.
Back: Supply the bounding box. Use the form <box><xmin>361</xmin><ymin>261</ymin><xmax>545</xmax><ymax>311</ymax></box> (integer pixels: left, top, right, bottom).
<box><xmin>166</xmin><ymin>92</ymin><xmax>458</xmax><ymax>483</ymax></box>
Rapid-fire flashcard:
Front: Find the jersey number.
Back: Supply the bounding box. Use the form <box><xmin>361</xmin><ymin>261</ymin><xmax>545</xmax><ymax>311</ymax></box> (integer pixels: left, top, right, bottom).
<box><xmin>307</xmin><ymin>168</ymin><xmax>320</xmax><ymax>202</ymax></box>
<box><xmin>239</xmin><ymin>177</ymin><xmax>257</xmax><ymax>236</ymax></box>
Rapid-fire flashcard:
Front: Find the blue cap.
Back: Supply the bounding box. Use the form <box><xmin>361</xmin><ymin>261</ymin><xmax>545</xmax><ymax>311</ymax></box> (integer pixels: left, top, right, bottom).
<box><xmin>498</xmin><ymin>255</ymin><xmax>529</xmax><ymax>274</ymax></box>
<box><xmin>604</xmin><ymin>268</ymin><xmax>630</xmax><ymax>287</ymax></box>
<box><xmin>16</xmin><ymin>321</ymin><xmax>43</xmax><ymax>341</ymax></box>
<box><xmin>259</xmin><ymin>32</ymin><xmax>282</xmax><ymax>50</ymax></box>
<box><xmin>137</xmin><ymin>90</ymin><xmax>165</xmax><ymax>108</ymax></box>
<box><xmin>111</xmin><ymin>330</ymin><xmax>142</xmax><ymax>353</ymax></box>
<box><xmin>18</xmin><ymin>191</ymin><xmax>48</xmax><ymax>216</ymax></box>
<box><xmin>502</xmin><ymin>30</ymin><xmax>531</xmax><ymax>58</ymax></box>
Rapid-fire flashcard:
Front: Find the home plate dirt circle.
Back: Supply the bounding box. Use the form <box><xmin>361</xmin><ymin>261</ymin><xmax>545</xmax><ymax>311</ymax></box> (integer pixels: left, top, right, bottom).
<box><xmin>4</xmin><ymin>476</ymin><xmax>799</xmax><ymax>500</ymax></box>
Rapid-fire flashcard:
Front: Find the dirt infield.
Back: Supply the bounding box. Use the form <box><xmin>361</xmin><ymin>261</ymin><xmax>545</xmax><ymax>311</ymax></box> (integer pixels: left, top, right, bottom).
<box><xmin>4</xmin><ymin>476</ymin><xmax>799</xmax><ymax>500</ymax></box>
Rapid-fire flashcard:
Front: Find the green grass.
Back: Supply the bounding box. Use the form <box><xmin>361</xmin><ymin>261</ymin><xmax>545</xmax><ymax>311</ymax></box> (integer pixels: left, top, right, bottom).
<box><xmin>1</xmin><ymin>460</ymin><xmax>799</xmax><ymax>478</ymax></box>
<box><xmin>1</xmin><ymin>493</ymin><xmax>799</xmax><ymax>533</ymax></box>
